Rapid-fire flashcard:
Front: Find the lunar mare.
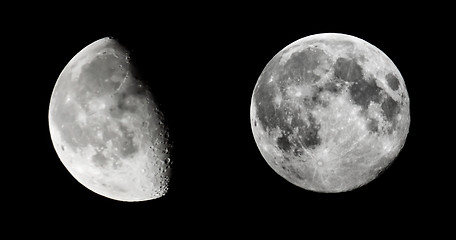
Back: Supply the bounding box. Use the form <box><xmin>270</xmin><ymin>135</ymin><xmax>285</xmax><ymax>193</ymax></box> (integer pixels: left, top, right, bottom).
<box><xmin>49</xmin><ymin>37</ymin><xmax>171</xmax><ymax>201</ymax></box>
<box><xmin>251</xmin><ymin>33</ymin><xmax>409</xmax><ymax>192</ymax></box>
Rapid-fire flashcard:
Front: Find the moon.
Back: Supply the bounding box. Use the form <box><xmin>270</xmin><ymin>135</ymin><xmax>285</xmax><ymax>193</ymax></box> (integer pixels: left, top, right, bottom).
<box><xmin>250</xmin><ymin>33</ymin><xmax>410</xmax><ymax>192</ymax></box>
<box><xmin>49</xmin><ymin>37</ymin><xmax>172</xmax><ymax>201</ymax></box>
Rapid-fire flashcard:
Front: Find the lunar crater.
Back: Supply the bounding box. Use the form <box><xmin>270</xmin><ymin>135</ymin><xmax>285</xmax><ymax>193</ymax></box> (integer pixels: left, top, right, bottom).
<box><xmin>251</xmin><ymin>33</ymin><xmax>409</xmax><ymax>193</ymax></box>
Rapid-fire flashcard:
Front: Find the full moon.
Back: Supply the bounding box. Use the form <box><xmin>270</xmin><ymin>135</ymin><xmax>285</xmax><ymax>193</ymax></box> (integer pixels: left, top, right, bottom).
<box><xmin>49</xmin><ymin>37</ymin><xmax>172</xmax><ymax>201</ymax></box>
<box><xmin>251</xmin><ymin>33</ymin><xmax>410</xmax><ymax>192</ymax></box>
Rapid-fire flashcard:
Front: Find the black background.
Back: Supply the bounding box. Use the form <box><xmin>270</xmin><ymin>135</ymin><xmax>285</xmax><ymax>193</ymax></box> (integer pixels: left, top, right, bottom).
<box><xmin>8</xmin><ymin>3</ymin><xmax>450</xmax><ymax>235</ymax></box>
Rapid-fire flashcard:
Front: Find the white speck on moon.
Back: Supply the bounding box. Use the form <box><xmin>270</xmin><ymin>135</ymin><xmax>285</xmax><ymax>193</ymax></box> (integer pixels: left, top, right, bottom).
<box><xmin>49</xmin><ymin>37</ymin><xmax>172</xmax><ymax>201</ymax></box>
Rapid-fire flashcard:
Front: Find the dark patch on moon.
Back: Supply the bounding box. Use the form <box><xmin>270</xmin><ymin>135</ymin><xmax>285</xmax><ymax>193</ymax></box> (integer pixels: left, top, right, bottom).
<box><xmin>277</xmin><ymin>134</ymin><xmax>293</xmax><ymax>152</ymax></box>
<box><xmin>92</xmin><ymin>151</ymin><xmax>109</xmax><ymax>168</ymax></box>
<box><xmin>381</xmin><ymin>96</ymin><xmax>400</xmax><ymax>122</ymax></box>
<box><xmin>299</xmin><ymin>113</ymin><xmax>321</xmax><ymax>149</ymax></box>
<box><xmin>123</xmin><ymin>81</ymin><xmax>148</xmax><ymax>98</ymax></box>
<box><xmin>109</xmin><ymin>83</ymin><xmax>149</xmax><ymax>119</ymax></box>
<box><xmin>74</xmin><ymin>54</ymin><xmax>126</xmax><ymax>106</ymax></box>
<box><xmin>115</xmin><ymin>93</ymin><xmax>138</xmax><ymax>115</ymax></box>
<box><xmin>334</xmin><ymin>57</ymin><xmax>363</xmax><ymax>83</ymax></box>
<box><xmin>322</xmin><ymin>81</ymin><xmax>342</xmax><ymax>94</ymax></box>
<box><xmin>254</xmin><ymin>82</ymin><xmax>278</xmax><ymax>130</ymax></box>
<box><xmin>349</xmin><ymin>78</ymin><xmax>383</xmax><ymax>110</ymax></box>
<box><xmin>381</xmin><ymin>96</ymin><xmax>401</xmax><ymax>132</ymax></box>
<box><xmin>86</xmin><ymin>123</ymin><xmax>138</xmax><ymax>167</ymax></box>
<box><xmin>386</xmin><ymin>73</ymin><xmax>400</xmax><ymax>90</ymax></box>
<box><xmin>254</xmin><ymin>83</ymin><xmax>322</xmax><ymax>154</ymax></box>
<box><xmin>81</xmin><ymin>54</ymin><xmax>122</xmax><ymax>86</ymax></box>
<box><xmin>281</xmin><ymin>47</ymin><xmax>325</xmax><ymax>84</ymax></box>
<box><xmin>272</xmin><ymin>108</ymin><xmax>302</xmax><ymax>152</ymax></box>
<box><xmin>117</xmin><ymin>124</ymin><xmax>138</xmax><ymax>157</ymax></box>
<box><xmin>367</xmin><ymin>118</ymin><xmax>379</xmax><ymax>133</ymax></box>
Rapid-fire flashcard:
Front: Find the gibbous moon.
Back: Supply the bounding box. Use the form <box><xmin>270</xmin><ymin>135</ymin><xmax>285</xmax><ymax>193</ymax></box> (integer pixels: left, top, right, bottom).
<box><xmin>251</xmin><ymin>33</ymin><xmax>410</xmax><ymax>192</ymax></box>
<box><xmin>49</xmin><ymin>37</ymin><xmax>172</xmax><ymax>201</ymax></box>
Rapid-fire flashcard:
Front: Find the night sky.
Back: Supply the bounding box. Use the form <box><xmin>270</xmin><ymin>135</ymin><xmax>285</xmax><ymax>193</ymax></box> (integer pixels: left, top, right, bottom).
<box><xmin>7</xmin><ymin>4</ymin><xmax>448</xmax><ymax>235</ymax></box>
